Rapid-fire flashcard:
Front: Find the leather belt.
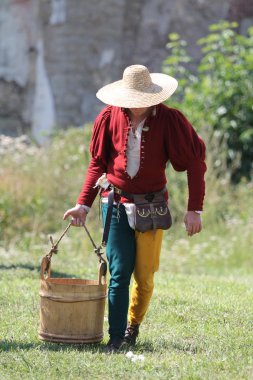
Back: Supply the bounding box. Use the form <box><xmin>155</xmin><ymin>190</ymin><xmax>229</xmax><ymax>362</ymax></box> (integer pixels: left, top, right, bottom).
<box><xmin>111</xmin><ymin>185</ymin><xmax>166</xmax><ymax>199</ymax></box>
<box><xmin>110</xmin><ymin>185</ymin><xmax>134</xmax><ymax>200</ymax></box>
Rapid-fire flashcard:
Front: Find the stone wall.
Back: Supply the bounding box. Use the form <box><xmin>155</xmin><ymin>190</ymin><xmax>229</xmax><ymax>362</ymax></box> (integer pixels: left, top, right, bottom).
<box><xmin>0</xmin><ymin>0</ymin><xmax>252</xmax><ymax>143</ymax></box>
<box><xmin>0</xmin><ymin>0</ymin><xmax>38</xmax><ymax>136</ymax></box>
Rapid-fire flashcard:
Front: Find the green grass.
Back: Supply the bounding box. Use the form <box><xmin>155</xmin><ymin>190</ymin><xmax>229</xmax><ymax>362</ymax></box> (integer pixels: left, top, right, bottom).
<box><xmin>1</xmin><ymin>221</ymin><xmax>253</xmax><ymax>380</ymax></box>
<box><xmin>1</xmin><ymin>128</ymin><xmax>253</xmax><ymax>379</ymax></box>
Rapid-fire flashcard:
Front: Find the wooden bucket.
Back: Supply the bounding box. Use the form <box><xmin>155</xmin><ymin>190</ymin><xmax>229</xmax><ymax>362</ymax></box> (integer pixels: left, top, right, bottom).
<box><xmin>39</xmin><ymin>255</ymin><xmax>107</xmax><ymax>344</ymax></box>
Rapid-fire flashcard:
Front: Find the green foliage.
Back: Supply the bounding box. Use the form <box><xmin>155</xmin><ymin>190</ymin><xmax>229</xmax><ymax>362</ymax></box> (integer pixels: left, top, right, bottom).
<box><xmin>163</xmin><ymin>20</ymin><xmax>253</xmax><ymax>182</ymax></box>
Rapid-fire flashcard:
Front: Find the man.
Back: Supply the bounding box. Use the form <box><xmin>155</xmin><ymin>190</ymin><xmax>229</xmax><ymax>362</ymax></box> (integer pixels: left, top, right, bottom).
<box><xmin>63</xmin><ymin>64</ymin><xmax>206</xmax><ymax>352</ymax></box>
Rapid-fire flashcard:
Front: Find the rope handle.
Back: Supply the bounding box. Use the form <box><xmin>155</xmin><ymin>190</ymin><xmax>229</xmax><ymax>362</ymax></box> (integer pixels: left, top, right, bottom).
<box><xmin>40</xmin><ymin>222</ymin><xmax>106</xmax><ymax>279</ymax></box>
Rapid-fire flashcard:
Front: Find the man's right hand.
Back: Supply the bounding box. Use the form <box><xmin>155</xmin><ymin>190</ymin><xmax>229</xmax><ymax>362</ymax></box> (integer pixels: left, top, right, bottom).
<box><xmin>63</xmin><ymin>204</ymin><xmax>88</xmax><ymax>227</ymax></box>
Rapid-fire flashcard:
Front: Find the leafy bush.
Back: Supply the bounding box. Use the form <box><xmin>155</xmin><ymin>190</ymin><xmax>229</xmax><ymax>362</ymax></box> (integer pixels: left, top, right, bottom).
<box><xmin>163</xmin><ymin>21</ymin><xmax>253</xmax><ymax>182</ymax></box>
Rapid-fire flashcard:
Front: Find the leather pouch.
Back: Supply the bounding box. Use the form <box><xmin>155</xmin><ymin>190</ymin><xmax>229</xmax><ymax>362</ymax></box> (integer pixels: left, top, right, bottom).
<box><xmin>133</xmin><ymin>190</ymin><xmax>172</xmax><ymax>232</ymax></box>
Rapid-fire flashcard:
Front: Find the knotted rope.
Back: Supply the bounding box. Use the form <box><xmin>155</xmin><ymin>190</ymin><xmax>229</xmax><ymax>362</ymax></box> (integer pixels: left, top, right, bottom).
<box><xmin>43</xmin><ymin>222</ymin><xmax>106</xmax><ymax>276</ymax></box>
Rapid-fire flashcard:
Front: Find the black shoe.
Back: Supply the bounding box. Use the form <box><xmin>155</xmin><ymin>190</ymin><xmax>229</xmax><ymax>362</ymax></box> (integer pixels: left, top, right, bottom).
<box><xmin>105</xmin><ymin>337</ymin><xmax>124</xmax><ymax>354</ymax></box>
<box><xmin>123</xmin><ymin>323</ymin><xmax>140</xmax><ymax>346</ymax></box>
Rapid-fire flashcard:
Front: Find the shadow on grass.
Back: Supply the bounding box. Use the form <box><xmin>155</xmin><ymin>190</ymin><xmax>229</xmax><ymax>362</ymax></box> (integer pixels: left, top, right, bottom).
<box><xmin>0</xmin><ymin>340</ymin><xmax>105</xmax><ymax>353</ymax></box>
<box><xmin>0</xmin><ymin>264</ymin><xmax>40</xmax><ymax>271</ymax></box>
<box><xmin>0</xmin><ymin>339</ymin><xmax>160</xmax><ymax>354</ymax></box>
<box><xmin>0</xmin><ymin>264</ymin><xmax>77</xmax><ymax>278</ymax></box>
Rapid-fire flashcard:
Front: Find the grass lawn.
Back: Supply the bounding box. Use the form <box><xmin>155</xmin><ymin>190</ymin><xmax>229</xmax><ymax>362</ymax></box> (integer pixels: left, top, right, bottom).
<box><xmin>0</xmin><ymin>225</ymin><xmax>253</xmax><ymax>380</ymax></box>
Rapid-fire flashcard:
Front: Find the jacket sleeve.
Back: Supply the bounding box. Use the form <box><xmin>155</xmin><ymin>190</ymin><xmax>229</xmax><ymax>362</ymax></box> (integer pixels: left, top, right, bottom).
<box><xmin>76</xmin><ymin>106</ymin><xmax>111</xmax><ymax>207</ymax></box>
<box><xmin>165</xmin><ymin>109</ymin><xmax>207</xmax><ymax>211</ymax></box>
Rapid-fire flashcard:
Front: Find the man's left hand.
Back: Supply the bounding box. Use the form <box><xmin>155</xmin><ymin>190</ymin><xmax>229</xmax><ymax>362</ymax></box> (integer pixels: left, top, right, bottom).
<box><xmin>184</xmin><ymin>211</ymin><xmax>202</xmax><ymax>236</ymax></box>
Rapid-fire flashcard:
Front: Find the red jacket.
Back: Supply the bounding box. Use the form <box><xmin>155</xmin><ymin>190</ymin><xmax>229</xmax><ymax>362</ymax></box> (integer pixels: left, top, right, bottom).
<box><xmin>77</xmin><ymin>103</ymin><xmax>206</xmax><ymax>210</ymax></box>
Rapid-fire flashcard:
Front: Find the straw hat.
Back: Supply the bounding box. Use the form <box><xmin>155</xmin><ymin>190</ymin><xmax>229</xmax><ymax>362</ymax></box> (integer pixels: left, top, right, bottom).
<box><xmin>96</xmin><ymin>64</ymin><xmax>178</xmax><ymax>108</ymax></box>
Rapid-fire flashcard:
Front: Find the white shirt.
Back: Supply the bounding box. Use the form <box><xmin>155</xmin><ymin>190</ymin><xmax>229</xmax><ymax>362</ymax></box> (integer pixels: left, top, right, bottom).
<box><xmin>126</xmin><ymin>119</ymin><xmax>145</xmax><ymax>178</ymax></box>
<box><xmin>123</xmin><ymin>119</ymin><xmax>146</xmax><ymax>228</ymax></box>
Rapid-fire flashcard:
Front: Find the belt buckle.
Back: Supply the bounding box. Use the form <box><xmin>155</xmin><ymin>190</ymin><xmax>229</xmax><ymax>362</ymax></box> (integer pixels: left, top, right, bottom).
<box><xmin>114</xmin><ymin>186</ymin><xmax>122</xmax><ymax>195</ymax></box>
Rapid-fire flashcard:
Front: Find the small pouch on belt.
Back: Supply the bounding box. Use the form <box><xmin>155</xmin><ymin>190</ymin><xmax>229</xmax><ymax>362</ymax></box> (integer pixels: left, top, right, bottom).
<box><xmin>133</xmin><ymin>189</ymin><xmax>172</xmax><ymax>233</ymax></box>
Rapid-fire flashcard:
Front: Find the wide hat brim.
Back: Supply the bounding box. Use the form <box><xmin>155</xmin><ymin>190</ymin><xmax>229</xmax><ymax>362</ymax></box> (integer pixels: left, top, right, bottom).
<box><xmin>96</xmin><ymin>73</ymin><xmax>178</xmax><ymax>108</ymax></box>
